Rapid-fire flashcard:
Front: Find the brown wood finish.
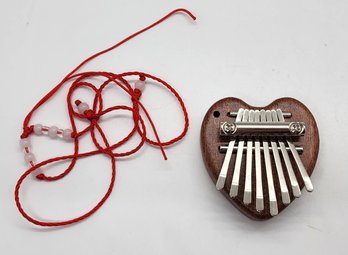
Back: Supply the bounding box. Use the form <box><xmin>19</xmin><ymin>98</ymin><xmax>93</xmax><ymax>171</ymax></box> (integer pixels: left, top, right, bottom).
<box><xmin>200</xmin><ymin>97</ymin><xmax>319</xmax><ymax>220</ymax></box>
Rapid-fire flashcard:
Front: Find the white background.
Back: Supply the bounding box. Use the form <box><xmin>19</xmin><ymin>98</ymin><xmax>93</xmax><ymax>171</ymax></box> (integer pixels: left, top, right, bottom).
<box><xmin>1</xmin><ymin>0</ymin><xmax>347</xmax><ymax>254</ymax></box>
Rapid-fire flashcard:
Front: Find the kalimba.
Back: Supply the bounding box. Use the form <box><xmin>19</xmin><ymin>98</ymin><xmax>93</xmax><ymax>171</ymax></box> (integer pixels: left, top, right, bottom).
<box><xmin>201</xmin><ymin>97</ymin><xmax>319</xmax><ymax>219</ymax></box>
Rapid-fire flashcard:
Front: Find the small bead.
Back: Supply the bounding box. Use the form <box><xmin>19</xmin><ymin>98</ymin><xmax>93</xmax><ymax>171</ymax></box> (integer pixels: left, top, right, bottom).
<box><xmin>33</xmin><ymin>124</ymin><xmax>43</xmax><ymax>135</ymax></box>
<box><xmin>24</xmin><ymin>152</ymin><xmax>36</xmax><ymax>163</ymax></box>
<box><xmin>20</xmin><ymin>138</ymin><xmax>31</xmax><ymax>149</ymax></box>
<box><xmin>48</xmin><ymin>126</ymin><xmax>59</xmax><ymax>138</ymax></box>
<box><xmin>78</xmin><ymin>102</ymin><xmax>89</xmax><ymax>114</ymax></box>
<box><xmin>135</xmin><ymin>80</ymin><xmax>145</xmax><ymax>91</ymax></box>
<box><xmin>63</xmin><ymin>129</ymin><xmax>73</xmax><ymax>140</ymax></box>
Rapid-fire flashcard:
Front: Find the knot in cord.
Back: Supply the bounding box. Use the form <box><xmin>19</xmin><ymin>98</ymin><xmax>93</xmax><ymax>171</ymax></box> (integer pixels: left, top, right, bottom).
<box><xmin>132</xmin><ymin>89</ymin><xmax>142</xmax><ymax>101</ymax></box>
<box><xmin>20</xmin><ymin>126</ymin><xmax>33</xmax><ymax>139</ymax></box>
<box><xmin>85</xmin><ymin>110</ymin><xmax>100</xmax><ymax>122</ymax></box>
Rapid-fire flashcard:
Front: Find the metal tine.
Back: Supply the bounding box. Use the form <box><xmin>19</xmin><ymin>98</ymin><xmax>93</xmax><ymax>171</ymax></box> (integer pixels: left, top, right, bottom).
<box><xmin>261</xmin><ymin>110</ymin><xmax>278</xmax><ymax>216</ymax></box>
<box><xmin>254</xmin><ymin>111</ymin><xmax>264</xmax><ymax>211</ymax></box>
<box><xmin>230</xmin><ymin>109</ymin><xmax>248</xmax><ymax>197</ymax></box>
<box><xmin>277</xmin><ymin>110</ymin><xmax>314</xmax><ymax>192</ymax></box>
<box><xmin>216</xmin><ymin>140</ymin><xmax>235</xmax><ymax>190</ymax></box>
<box><xmin>269</xmin><ymin>110</ymin><xmax>290</xmax><ymax>205</ymax></box>
<box><xmin>275</xmin><ymin>109</ymin><xmax>301</xmax><ymax>197</ymax></box>
<box><xmin>216</xmin><ymin>109</ymin><xmax>243</xmax><ymax>190</ymax></box>
<box><xmin>243</xmin><ymin>110</ymin><xmax>254</xmax><ymax>205</ymax></box>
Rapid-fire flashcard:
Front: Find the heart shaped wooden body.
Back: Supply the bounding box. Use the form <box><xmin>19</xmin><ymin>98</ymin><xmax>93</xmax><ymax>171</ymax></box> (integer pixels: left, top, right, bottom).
<box><xmin>201</xmin><ymin>97</ymin><xmax>319</xmax><ymax>220</ymax></box>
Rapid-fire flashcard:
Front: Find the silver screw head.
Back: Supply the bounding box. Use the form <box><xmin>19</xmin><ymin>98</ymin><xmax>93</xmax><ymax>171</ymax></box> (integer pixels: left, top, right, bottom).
<box><xmin>221</xmin><ymin>122</ymin><xmax>235</xmax><ymax>135</ymax></box>
<box><xmin>289</xmin><ymin>122</ymin><xmax>305</xmax><ymax>135</ymax></box>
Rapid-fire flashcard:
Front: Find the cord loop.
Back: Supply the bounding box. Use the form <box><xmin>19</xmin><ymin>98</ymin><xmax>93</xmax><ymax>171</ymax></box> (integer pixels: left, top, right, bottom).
<box><xmin>15</xmin><ymin>8</ymin><xmax>195</xmax><ymax>227</ymax></box>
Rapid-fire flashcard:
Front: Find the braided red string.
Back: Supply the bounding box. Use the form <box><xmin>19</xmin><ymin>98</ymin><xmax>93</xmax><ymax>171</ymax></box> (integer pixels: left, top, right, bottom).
<box><xmin>15</xmin><ymin>9</ymin><xmax>195</xmax><ymax>227</ymax></box>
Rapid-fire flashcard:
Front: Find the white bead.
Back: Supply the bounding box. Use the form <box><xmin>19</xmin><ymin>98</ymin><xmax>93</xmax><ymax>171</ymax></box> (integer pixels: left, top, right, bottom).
<box><xmin>135</xmin><ymin>80</ymin><xmax>145</xmax><ymax>91</ymax></box>
<box><xmin>78</xmin><ymin>102</ymin><xmax>89</xmax><ymax>114</ymax></box>
<box><xmin>24</xmin><ymin>152</ymin><xmax>35</xmax><ymax>163</ymax></box>
<box><xmin>20</xmin><ymin>138</ymin><xmax>31</xmax><ymax>148</ymax></box>
<box><xmin>63</xmin><ymin>129</ymin><xmax>73</xmax><ymax>140</ymax></box>
<box><xmin>33</xmin><ymin>124</ymin><xmax>43</xmax><ymax>135</ymax></box>
<box><xmin>48</xmin><ymin>126</ymin><xmax>59</xmax><ymax>138</ymax></box>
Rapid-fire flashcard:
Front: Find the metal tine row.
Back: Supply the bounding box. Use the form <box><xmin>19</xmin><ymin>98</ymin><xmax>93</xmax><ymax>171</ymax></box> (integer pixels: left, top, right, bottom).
<box><xmin>216</xmin><ymin>108</ymin><xmax>313</xmax><ymax>217</ymax></box>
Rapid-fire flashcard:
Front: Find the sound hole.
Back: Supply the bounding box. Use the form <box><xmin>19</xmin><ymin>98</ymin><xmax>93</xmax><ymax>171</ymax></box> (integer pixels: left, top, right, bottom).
<box><xmin>213</xmin><ymin>111</ymin><xmax>220</xmax><ymax>118</ymax></box>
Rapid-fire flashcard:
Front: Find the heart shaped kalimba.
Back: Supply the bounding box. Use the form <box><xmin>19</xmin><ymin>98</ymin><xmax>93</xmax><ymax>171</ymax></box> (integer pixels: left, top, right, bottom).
<box><xmin>201</xmin><ymin>97</ymin><xmax>319</xmax><ymax>219</ymax></box>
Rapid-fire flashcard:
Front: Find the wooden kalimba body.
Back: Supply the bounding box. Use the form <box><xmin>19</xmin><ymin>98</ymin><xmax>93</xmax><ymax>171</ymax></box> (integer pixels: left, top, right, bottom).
<box><xmin>201</xmin><ymin>97</ymin><xmax>319</xmax><ymax>219</ymax></box>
